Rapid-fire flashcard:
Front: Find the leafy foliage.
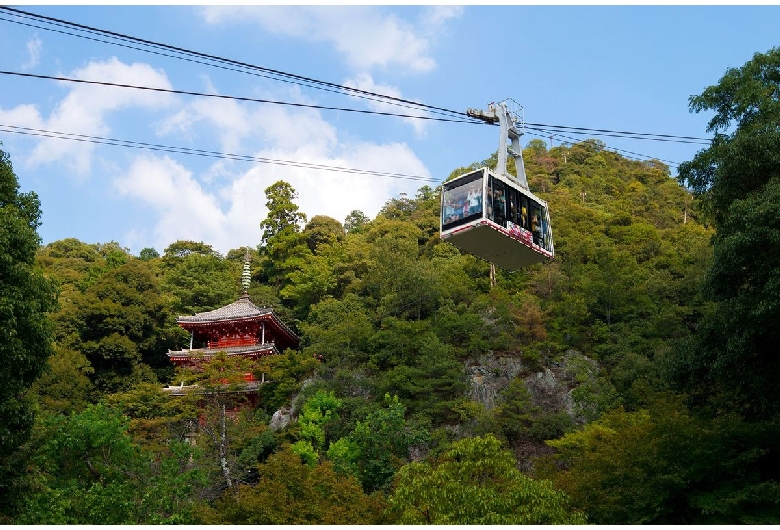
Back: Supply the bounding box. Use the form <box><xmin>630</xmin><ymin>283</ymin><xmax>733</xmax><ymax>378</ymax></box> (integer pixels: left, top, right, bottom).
<box><xmin>390</xmin><ymin>434</ymin><xmax>586</xmax><ymax>524</ymax></box>
<box><xmin>327</xmin><ymin>394</ymin><xmax>429</xmax><ymax>492</ymax></box>
<box><xmin>673</xmin><ymin>47</ymin><xmax>780</xmax><ymax>421</ymax></box>
<box><xmin>11</xmin><ymin>65</ymin><xmax>761</xmax><ymax>523</ymax></box>
<box><xmin>74</xmin><ymin>260</ymin><xmax>179</xmax><ymax>391</ymax></box>
<box><xmin>16</xmin><ymin>404</ymin><xmax>206</xmax><ymax>524</ymax></box>
<box><xmin>540</xmin><ymin>395</ymin><xmax>780</xmax><ymax>524</ymax></box>
<box><xmin>196</xmin><ymin>447</ymin><xmax>389</xmax><ymax>524</ymax></box>
<box><xmin>0</xmin><ymin>146</ymin><xmax>57</xmax><ymax>519</ymax></box>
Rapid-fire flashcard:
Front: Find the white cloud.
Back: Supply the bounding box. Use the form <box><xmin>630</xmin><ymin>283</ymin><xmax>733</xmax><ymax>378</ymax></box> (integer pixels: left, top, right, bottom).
<box><xmin>421</xmin><ymin>6</ymin><xmax>464</xmax><ymax>29</ymax></box>
<box><xmin>116</xmin><ymin>100</ymin><xmax>431</xmax><ymax>255</ymax></box>
<box><xmin>22</xmin><ymin>35</ymin><xmax>42</xmax><ymax>71</ymax></box>
<box><xmin>23</xmin><ymin>58</ymin><xmax>175</xmax><ymax>176</ymax></box>
<box><xmin>5</xmin><ymin>49</ymin><xmax>435</xmax><ymax>255</ymax></box>
<box><xmin>158</xmin><ymin>95</ymin><xmax>252</xmax><ymax>155</ymax></box>
<box><xmin>227</xmin><ymin>139</ymin><xmax>429</xmax><ymax>238</ymax></box>
<box><xmin>200</xmin><ymin>6</ymin><xmax>439</xmax><ymax>73</ymax></box>
<box><xmin>114</xmin><ymin>155</ymin><xmax>232</xmax><ymax>251</ymax></box>
<box><xmin>0</xmin><ymin>103</ymin><xmax>46</xmax><ymax>129</ymax></box>
<box><xmin>343</xmin><ymin>73</ymin><xmax>430</xmax><ymax>137</ymax></box>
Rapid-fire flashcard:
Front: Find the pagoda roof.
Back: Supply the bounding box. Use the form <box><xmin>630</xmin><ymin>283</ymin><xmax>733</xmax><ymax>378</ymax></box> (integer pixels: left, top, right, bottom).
<box><xmin>177</xmin><ymin>294</ymin><xmax>272</xmax><ymax>323</ymax></box>
<box><xmin>176</xmin><ymin>293</ymin><xmax>299</xmax><ymax>349</ymax></box>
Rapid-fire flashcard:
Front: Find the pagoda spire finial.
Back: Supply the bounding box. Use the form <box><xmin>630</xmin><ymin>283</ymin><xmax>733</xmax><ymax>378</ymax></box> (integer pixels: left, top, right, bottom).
<box><xmin>241</xmin><ymin>248</ymin><xmax>251</xmax><ymax>295</ymax></box>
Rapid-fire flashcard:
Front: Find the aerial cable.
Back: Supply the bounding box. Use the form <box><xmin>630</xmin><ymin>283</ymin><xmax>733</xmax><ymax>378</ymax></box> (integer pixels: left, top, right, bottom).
<box><xmin>525</xmin><ymin>123</ymin><xmax>707</xmax><ymax>146</ymax></box>
<box><xmin>0</xmin><ymin>70</ymin><xmax>715</xmax><ymax>146</ymax></box>
<box><xmin>525</xmin><ymin>122</ymin><xmax>710</xmax><ymax>143</ymax></box>
<box><xmin>544</xmin><ymin>132</ymin><xmax>681</xmax><ymax>168</ymax></box>
<box><xmin>0</xmin><ymin>124</ymin><xmax>439</xmax><ymax>183</ymax></box>
<box><xmin>525</xmin><ymin>127</ymin><xmax>681</xmax><ymax>167</ymax></box>
<box><xmin>0</xmin><ymin>70</ymin><xmax>478</xmax><ymax>124</ymax></box>
<box><xmin>0</xmin><ymin>13</ymin><xmax>411</xmax><ymax>113</ymax></box>
<box><xmin>0</xmin><ymin>8</ymin><xmax>703</xmax><ymax>169</ymax></box>
<box><xmin>0</xmin><ymin>8</ymin><xmax>713</xmax><ymax>149</ymax></box>
<box><xmin>0</xmin><ymin>7</ymin><xmax>480</xmax><ymax>123</ymax></box>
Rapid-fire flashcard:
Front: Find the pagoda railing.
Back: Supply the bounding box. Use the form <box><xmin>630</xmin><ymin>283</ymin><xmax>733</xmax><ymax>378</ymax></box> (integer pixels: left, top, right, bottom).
<box><xmin>207</xmin><ymin>336</ymin><xmax>258</xmax><ymax>349</ymax></box>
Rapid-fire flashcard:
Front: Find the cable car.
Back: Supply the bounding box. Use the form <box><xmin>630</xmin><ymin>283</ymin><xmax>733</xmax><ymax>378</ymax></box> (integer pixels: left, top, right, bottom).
<box><xmin>440</xmin><ymin>100</ymin><xmax>554</xmax><ymax>270</ymax></box>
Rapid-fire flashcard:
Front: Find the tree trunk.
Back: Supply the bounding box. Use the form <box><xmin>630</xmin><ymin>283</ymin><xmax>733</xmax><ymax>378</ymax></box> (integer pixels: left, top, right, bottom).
<box><xmin>219</xmin><ymin>403</ymin><xmax>232</xmax><ymax>489</ymax></box>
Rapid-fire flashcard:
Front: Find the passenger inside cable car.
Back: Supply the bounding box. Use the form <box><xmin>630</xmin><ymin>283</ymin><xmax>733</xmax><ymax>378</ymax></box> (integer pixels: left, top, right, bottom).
<box><xmin>440</xmin><ymin>169</ymin><xmax>484</xmax><ymax>229</ymax></box>
<box><xmin>482</xmin><ymin>174</ymin><xmax>552</xmax><ymax>253</ymax></box>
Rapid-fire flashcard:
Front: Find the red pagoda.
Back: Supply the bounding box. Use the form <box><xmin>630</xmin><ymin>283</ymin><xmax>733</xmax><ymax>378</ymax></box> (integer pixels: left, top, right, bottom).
<box><xmin>167</xmin><ymin>293</ymin><xmax>299</xmax><ymax>369</ymax></box>
<box><xmin>164</xmin><ymin>251</ymin><xmax>299</xmax><ymax>395</ymax></box>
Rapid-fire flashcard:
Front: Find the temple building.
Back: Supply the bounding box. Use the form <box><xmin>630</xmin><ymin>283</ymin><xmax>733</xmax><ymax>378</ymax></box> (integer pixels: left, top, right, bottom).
<box><xmin>166</xmin><ymin>295</ymin><xmax>299</xmax><ymax>371</ymax></box>
<box><xmin>164</xmin><ymin>251</ymin><xmax>299</xmax><ymax>396</ymax></box>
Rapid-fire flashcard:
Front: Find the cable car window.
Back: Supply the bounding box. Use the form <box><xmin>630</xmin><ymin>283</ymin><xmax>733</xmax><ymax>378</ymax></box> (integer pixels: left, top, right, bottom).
<box><xmin>540</xmin><ymin>204</ymin><xmax>552</xmax><ymax>252</ymax></box>
<box><xmin>442</xmin><ymin>170</ymin><xmax>484</xmax><ymax>231</ymax></box>
<box><xmin>487</xmin><ymin>176</ymin><xmax>495</xmax><ymax>221</ymax></box>
<box><xmin>490</xmin><ymin>176</ymin><xmax>507</xmax><ymax>227</ymax></box>
<box><xmin>508</xmin><ymin>188</ymin><xmax>518</xmax><ymax>226</ymax></box>
<box><xmin>529</xmin><ymin>200</ymin><xmax>542</xmax><ymax>246</ymax></box>
<box><xmin>520</xmin><ymin>195</ymin><xmax>529</xmax><ymax>230</ymax></box>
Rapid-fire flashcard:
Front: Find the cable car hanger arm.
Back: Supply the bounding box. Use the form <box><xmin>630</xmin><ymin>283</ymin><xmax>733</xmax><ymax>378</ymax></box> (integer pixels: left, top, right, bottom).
<box><xmin>467</xmin><ymin>100</ymin><xmax>529</xmax><ymax>191</ymax></box>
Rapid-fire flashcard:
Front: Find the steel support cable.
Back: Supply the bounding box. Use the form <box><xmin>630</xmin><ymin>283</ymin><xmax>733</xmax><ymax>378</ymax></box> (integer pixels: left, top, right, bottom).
<box><xmin>0</xmin><ymin>70</ymin><xmax>479</xmax><ymax>124</ymax></box>
<box><xmin>0</xmin><ymin>7</ymin><xmax>480</xmax><ymax>123</ymax></box>
<box><xmin>0</xmin><ymin>8</ymin><xmax>715</xmax><ymax>145</ymax></box>
<box><xmin>474</xmin><ymin>116</ymin><xmax>709</xmax><ymax>146</ymax></box>
<box><xmin>525</xmin><ymin>126</ymin><xmax>681</xmax><ymax>167</ymax></box>
<box><xmin>0</xmin><ymin>124</ymin><xmax>439</xmax><ymax>182</ymax></box>
<box><xmin>0</xmin><ymin>13</ymin><xmax>427</xmax><ymax>115</ymax></box>
<box><xmin>524</xmin><ymin>122</ymin><xmax>710</xmax><ymax>143</ymax></box>
<box><xmin>0</xmin><ymin>10</ymin><xmax>703</xmax><ymax>171</ymax></box>
<box><xmin>525</xmin><ymin>124</ymin><xmax>708</xmax><ymax>145</ymax></box>
<box><xmin>1</xmin><ymin>70</ymin><xmax>714</xmax><ymax>146</ymax></box>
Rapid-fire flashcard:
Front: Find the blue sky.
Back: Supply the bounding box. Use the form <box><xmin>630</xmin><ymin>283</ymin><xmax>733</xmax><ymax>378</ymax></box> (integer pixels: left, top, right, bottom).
<box><xmin>1</xmin><ymin>5</ymin><xmax>779</xmax><ymax>255</ymax></box>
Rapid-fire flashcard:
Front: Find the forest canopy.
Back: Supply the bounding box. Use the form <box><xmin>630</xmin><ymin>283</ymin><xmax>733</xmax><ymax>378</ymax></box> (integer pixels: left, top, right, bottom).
<box><xmin>3</xmin><ymin>47</ymin><xmax>780</xmax><ymax>525</ymax></box>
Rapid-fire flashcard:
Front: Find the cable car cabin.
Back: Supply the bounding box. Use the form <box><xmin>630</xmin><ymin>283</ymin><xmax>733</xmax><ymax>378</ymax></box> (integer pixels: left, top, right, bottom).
<box><xmin>440</xmin><ymin>167</ymin><xmax>554</xmax><ymax>270</ymax></box>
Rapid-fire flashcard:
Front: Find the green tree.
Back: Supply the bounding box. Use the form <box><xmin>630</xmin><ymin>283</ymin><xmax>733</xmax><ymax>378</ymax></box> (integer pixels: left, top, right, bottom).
<box><xmin>163</xmin><ymin>251</ymin><xmax>238</xmax><ymax>315</ymax></box>
<box><xmin>280</xmin><ymin>247</ymin><xmax>339</xmax><ymax>320</ymax></box>
<box><xmin>289</xmin><ymin>389</ymin><xmax>342</xmax><ymax>466</ymax></box>
<box><xmin>260</xmin><ymin>180</ymin><xmax>307</xmax><ymax>245</ymax></box>
<box><xmin>16</xmin><ymin>404</ymin><xmax>206</xmax><ymax>524</ymax></box>
<box><xmin>138</xmin><ymin>247</ymin><xmax>159</xmax><ymax>260</ymax></box>
<box><xmin>327</xmin><ymin>394</ymin><xmax>429</xmax><ymax>492</ymax></box>
<box><xmin>31</xmin><ymin>347</ymin><xmax>97</xmax><ymax>416</ymax></box>
<box><xmin>363</xmin><ymin>218</ymin><xmax>441</xmax><ymax>320</ymax></box>
<box><xmin>303</xmin><ymin>215</ymin><xmax>344</xmax><ymax>253</ymax></box>
<box><xmin>389</xmin><ymin>434</ymin><xmax>586</xmax><ymax>524</ymax></box>
<box><xmin>254</xmin><ymin>350</ymin><xmax>320</xmax><ymax>413</ymax></box>
<box><xmin>258</xmin><ymin>181</ymin><xmax>311</xmax><ymax>291</ymax></box>
<box><xmin>373</xmin><ymin>326</ymin><xmax>467</xmax><ymax>423</ymax></box>
<box><xmin>300</xmin><ymin>294</ymin><xmax>374</xmax><ymax>367</ymax></box>
<box><xmin>674</xmin><ymin>47</ymin><xmax>780</xmax><ymax>420</ymax></box>
<box><xmin>540</xmin><ymin>396</ymin><xmax>780</xmax><ymax>524</ymax></box>
<box><xmin>75</xmin><ymin>260</ymin><xmax>180</xmax><ymax>391</ymax></box>
<box><xmin>292</xmin><ymin>390</ymin><xmax>342</xmax><ymax>459</ymax></box>
<box><xmin>103</xmin><ymin>382</ymin><xmax>195</xmax><ymax>452</ymax></box>
<box><xmin>162</xmin><ymin>240</ymin><xmax>219</xmax><ymax>260</ymax></box>
<box><xmin>344</xmin><ymin>209</ymin><xmax>369</xmax><ymax>233</ymax></box>
<box><xmin>185</xmin><ymin>351</ymin><xmax>260</xmax><ymax>491</ymax></box>
<box><xmin>197</xmin><ymin>447</ymin><xmax>389</xmax><ymax>524</ymax></box>
<box><xmin>0</xmin><ymin>146</ymin><xmax>58</xmax><ymax>519</ymax></box>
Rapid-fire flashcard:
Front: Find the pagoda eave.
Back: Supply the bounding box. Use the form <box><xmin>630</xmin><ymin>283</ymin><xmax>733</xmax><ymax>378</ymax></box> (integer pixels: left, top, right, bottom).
<box><xmin>167</xmin><ymin>343</ymin><xmax>279</xmax><ymax>366</ymax></box>
<box><xmin>177</xmin><ymin>314</ymin><xmax>269</xmax><ymax>327</ymax></box>
<box><xmin>176</xmin><ymin>312</ymin><xmax>299</xmax><ymax>351</ymax></box>
<box><xmin>162</xmin><ymin>381</ymin><xmax>265</xmax><ymax>396</ymax></box>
